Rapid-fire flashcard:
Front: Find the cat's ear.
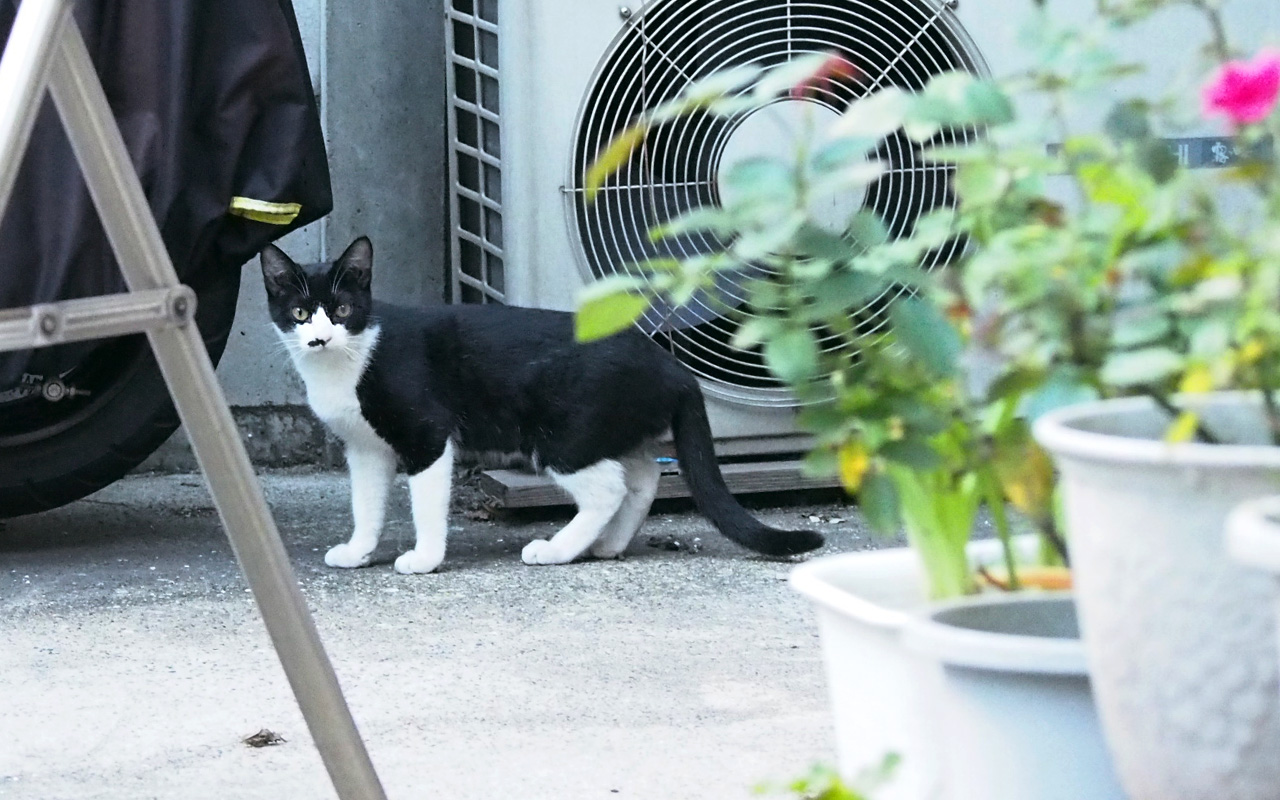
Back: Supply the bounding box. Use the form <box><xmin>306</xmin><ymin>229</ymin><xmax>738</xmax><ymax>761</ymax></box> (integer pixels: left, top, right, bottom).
<box><xmin>260</xmin><ymin>244</ymin><xmax>298</xmax><ymax>295</ymax></box>
<box><xmin>335</xmin><ymin>236</ymin><xmax>373</xmax><ymax>290</ymax></box>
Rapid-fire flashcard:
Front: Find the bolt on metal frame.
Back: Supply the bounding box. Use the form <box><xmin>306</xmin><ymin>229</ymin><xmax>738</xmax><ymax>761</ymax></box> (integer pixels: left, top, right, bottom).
<box><xmin>0</xmin><ymin>1</ymin><xmax>386</xmax><ymax>797</ymax></box>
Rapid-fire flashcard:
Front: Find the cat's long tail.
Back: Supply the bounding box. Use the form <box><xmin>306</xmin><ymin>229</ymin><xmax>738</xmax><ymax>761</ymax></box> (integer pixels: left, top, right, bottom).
<box><xmin>671</xmin><ymin>386</ymin><xmax>824</xmax><ymax>557</ymax></box>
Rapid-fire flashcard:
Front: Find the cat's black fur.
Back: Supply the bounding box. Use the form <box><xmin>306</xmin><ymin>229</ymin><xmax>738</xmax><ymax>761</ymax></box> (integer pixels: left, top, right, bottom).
<box><xmin>262</xmin><ymin>237</ymin><xmax>822</xmax><ymax>557</ymax></box>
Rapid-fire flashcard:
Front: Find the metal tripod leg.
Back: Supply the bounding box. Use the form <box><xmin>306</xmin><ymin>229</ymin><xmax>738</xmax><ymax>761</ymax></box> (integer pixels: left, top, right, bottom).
<box><xmin>0</xmin><ymin>1</ymin><xmax>388</xmax><ymax>797</ymax></box>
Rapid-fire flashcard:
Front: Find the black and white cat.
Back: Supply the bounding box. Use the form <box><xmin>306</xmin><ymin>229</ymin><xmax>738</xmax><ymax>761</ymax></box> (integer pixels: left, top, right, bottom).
<box><xmin>261</xmin><ymin>236</ymin><xmax>822</xmax><ymax>573</ymax></box>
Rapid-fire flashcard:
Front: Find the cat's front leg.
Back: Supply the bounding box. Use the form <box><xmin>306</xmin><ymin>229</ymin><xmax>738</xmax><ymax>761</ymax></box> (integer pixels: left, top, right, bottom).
<box><xmin>396</xmin><ymin>440</ymin><xmax>455</xmax><ymax>574</ymax></box>
<box><xmin>326</xmin><ymin>444</ymin><xmax>397</xmax><ymax>568</ymax></box>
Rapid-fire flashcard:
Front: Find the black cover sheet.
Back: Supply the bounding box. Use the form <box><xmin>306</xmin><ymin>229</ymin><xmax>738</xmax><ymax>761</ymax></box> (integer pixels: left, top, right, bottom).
<box><xmin>0</xmin><ymin>0</ymin><xmax>331</xmax><ymax>388</ymax></box>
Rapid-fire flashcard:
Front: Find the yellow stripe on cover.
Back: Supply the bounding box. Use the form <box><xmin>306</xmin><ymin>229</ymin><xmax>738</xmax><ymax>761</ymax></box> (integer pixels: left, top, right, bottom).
<box><xmin>229</xmin><ymin>196</ymin><xmax>302</xmax><ymax>225</ymax></box>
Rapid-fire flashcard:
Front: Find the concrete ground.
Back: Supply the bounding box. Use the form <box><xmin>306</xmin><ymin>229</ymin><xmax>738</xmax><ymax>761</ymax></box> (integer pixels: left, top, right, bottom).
<box><xmin>0</xmin><ymin>471</ymin><xmax>886</xmax><ymax>800</ymax></box>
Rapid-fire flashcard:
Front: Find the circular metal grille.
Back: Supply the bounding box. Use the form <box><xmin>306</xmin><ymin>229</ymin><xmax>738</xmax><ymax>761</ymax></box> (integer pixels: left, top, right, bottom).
<box><xmin>570</xmin><ymin>0</ymin><xmax>986</xmax><ymax>407</ymax></box>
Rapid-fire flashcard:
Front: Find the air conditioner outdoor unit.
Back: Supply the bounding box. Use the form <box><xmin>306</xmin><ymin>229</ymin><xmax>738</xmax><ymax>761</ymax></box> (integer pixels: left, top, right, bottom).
<box><xmin>444</xmin><ymin>0</ymin><xmax>1277</xmax><ymax>451</ymax></box>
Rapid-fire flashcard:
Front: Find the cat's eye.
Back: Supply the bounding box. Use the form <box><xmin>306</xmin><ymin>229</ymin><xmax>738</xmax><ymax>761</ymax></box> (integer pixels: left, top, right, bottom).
<box><xmin>291</xmin><ymin>306</ymin><xmax>310</xmax><ymax>322</ymax></box>
<box><xmin>334</xmin><ymin>304</ymin><xmax>352</xmax><ymax>319</ymax></box>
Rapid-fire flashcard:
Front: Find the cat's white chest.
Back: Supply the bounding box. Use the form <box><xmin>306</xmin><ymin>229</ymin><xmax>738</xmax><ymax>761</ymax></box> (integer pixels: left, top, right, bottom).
<box><xmin>287</xmin><ymin>327</ymin><xmax>388</xmax><ymax>451</ymax></box>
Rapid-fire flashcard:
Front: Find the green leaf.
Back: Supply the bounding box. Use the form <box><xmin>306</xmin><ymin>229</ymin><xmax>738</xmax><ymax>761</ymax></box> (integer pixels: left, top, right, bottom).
<box><xmin>578</xmin><ymin>277</ymin><xmax>650</xmax><ymax>340</ymax></box>
<box><xmin>792</xmin><ymin>256</ymin><xmax>834</xmax><ymax>281</ymax></box>
<box><xmin>1135</xmin><ymin>139</ymin><xmax>1180</xmax><ymax>183</ymax></box>
<box><xmin>574</xmin><ymin>289</ymin><xmax>649</xmax><ymax>342</ymax></box>
<box><xmin>910</xmin><ymin>209</ymin><xmax>959</xmax><ymax>249</ymax></box>
<box><xmin>721</xmin><ymin>157</ymin><xmax>795</xmax><ymax>203</ymax></box>
<box><xmin>880</xmin><ymin>439</ymin><xmax>943</xmax><ymax>470</ymax></box>
<box><xmin>805</xmin><ymin>271</ymin><xmax>887</xmax><ymax>317</ymax></box>
<box><xmin>831</xmin><ymin>87</ymin><xmax>910</xmax><ymax>138</ymax></box>
<box><xmin>1100</xmin><ymin>347</ymin><xmax>1184</xmax><ymax>388</ymax></box>
<box><xmin>921</xmin><ymin>144</ymin><xmax>987</xmax><ymax>164</ymax></box>
<box><xmin>1188</xmin><ymin>317</ymin><xmax>1232</xmax><ymax>357</ymax></box>
<box><xmin>892</xmin><ymin>397</ymin><xmax>950</xmax><ymax>435</ymax></box>
<box><xmin>585</xmin><ymin>124</ymin><xmax>647</xmax><ymax>202</ymax></box>
<box><xmin>903</xmin><ymin>118</ymin><xmax>942</xmax><ymax>143</ymax></box>
<box><xmin>680</xmin><ymin>64</ymin><xmax>764</xmax><ymax>106</ymax></box>
<box><xmin>1078</xmin><ymin>163</ymin><xmax>1151</xmax><ymax>229</ymax></box>
<box><xmin>847</xmin><ymin>210</ymin><xmax>889</xmax><ymax>248</ymax></box>
<box><xmin>924</xmin><ymin>69</ymin><xmax>973</xmax><ymax>97</ymax></box>
<box><xmin>954</xmin><ymin>161</ymin><xmax>1009</xmax><ymax>205</ymax></box>
<box><xmin>763</xmin><ymin>327</ymin><xmax>821</xmax><ymax>384</ymax></box>
<box><xmin>859</xmin><ymin>469</ymin><xmax>901</xmax><ymax>534</ymax></box>
<box><xmin>1104</xmin><ymin>100</ymin><xmax>1150</xmax><ymax>142</ymax></box>
<box><xmin>810</xmin><ymin>136</ymin><xmax>880</xmax><ymax>174</ymax></box>
<box><xmin>649</xmin><ymin>206</ymin><xmax>734</xmax><ymax>241</ymax></box>
<box><xmin>630</xmin><ymin>257</ymin><xmax>683</xmax><ymax>274</ymax></box>
<box><xmin>706</xmin><ymin>95</ymin><xmax>762</xmax><ymax>117</ymax></box>
<box><xmin>963</xmin><ymin>80</ymin><xmax>1014</xmax><ymax>124</ymax></box>
<box><xmin>1022</xmin><ymin>370</ymin><xmax>1099</xmax><ymax>420</ymax></box>
<box><xmin>752</xmin><ymin>52</ymin><xmax>835</xmax><ymax>98</ymax></box>
<box><xmin>812</xmin><ymin>160</ymin><xmax>888</xmax><ymax>196</ymax></box>
<box><xmin>1111</xmin><ymin>312</ymin><xmax>1172</xmax><ymax>348</ymax></box>
<box><xmin>986</xmin><ymin>367</ymin><xmax>1046</xmax><ymax>403</ymax></box>
<box><xmin>731</xmin><ymin>316</ymin><xmax>785</xmax><ymax>348</ymax></box>
<box><xmin>802</xmin><ymin>447</ymin><xmax>839</xmax><ymax>478</ymax></box>
<box><xmin>793</xmin><ymin>224</ymin><xmax>855</xmax><ymax>261</ymax></box>
<box><xmin>889</xmin><ymin>298</ymin><xmax>962</xmax><ymax>377</ymax></box>
<box><xmin>733</xmin><ymin>213</ymin><xmax>805</xmax><ymax>260</ymax></box>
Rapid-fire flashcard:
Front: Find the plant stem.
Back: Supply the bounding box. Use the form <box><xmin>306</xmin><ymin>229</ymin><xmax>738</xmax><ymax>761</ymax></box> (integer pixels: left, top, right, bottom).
<box><xmin>978</xmin><ymin>466</ymin><xmax>1021</xmax><ymax>591</ymax></box>
<box><xmin>1049</xmin><ymin>92</ymin><xmax>1092</xmax><ymax>211</ymax></box>
<box><xmin>976</xmin><ymin>563</ymin><xmax>1009</xmax><ymax>592</ymax></box>
<box><xmin>1259</xmin><ymin>362</ymin><xmax>1280</xmax><ymax>446</ymax></box>
<box><xmin>1262</xmin><ymin>391</ymin><xmax>1280</xmax><ymax>447</ymax></box>
<box><xmin>1039</xmin><ymin>516</ymin><xmax>1071</xmax><ymax>568</ymax></box>
<box><xmin>1150</xmin><ymin>391</ymin><xmax>1223</xmax><ymax>444</ymax></box>
<box><xmin>1189</xmin><ymin>0</ymin><xmax>1232</xmax><ymax>64</ymax></box>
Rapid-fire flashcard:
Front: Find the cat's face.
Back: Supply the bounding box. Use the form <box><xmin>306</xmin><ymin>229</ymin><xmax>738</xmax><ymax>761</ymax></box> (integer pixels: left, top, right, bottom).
<box><xmin>260</xmin><ymin>237</ymin><xmax>376</xmax><ymax>358</ymax></box>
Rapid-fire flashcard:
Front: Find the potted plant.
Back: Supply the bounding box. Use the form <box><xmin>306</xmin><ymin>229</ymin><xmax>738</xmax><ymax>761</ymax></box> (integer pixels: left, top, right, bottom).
<box><xmin>947</xmin><ymin>5</ymin><xmax>1280</xmax><ymax>797</ymax></box>
<box><xmin>821</xmin><ymin>1</ymin><xmax>1280</xmax><ymax>796</ymax></box>
<box><xmin>574</xmin><ymin>29</ymin><xmax>1108</xmax><ymax>800</ymax></box>
<box><xmin>579</xmin><ymin>0</ymin><xmax>1280</xmax><ymax>795</ymax></box>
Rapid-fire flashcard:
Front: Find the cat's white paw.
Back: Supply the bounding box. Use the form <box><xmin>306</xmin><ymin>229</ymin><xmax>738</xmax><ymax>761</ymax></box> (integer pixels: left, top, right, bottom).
<box><xmin>325</xmin><ymin>542</ymin><xmax>373</xmax><ymax>569</ymax></box>
<box><xmin>521</xmin><ymin>539</ymin><xmax>575</xmax><ymax>565</ymax></box>
<box><xmin>590</xmin><ymin>541</ymin><xmax>627</xmax><ymax>560</ymax></box>
<box><xmin>394</xmin><ymin>549</ymin><xmax>443</xmax><ymax>575</ymax></box>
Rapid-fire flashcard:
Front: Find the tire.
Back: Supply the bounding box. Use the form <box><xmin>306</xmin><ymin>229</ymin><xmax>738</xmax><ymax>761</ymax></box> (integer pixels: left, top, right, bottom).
<box><xmin>0</xmin><ymin>268</ymin><xmax>241</xmax><ymax>518</ymax></box>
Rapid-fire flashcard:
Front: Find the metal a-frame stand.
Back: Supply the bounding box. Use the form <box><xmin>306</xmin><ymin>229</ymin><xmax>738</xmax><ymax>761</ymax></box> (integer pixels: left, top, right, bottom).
<box><xmin>0</xmin><ymin>2</ymin><xmax>386</xmax><ymax>797</ymax></box>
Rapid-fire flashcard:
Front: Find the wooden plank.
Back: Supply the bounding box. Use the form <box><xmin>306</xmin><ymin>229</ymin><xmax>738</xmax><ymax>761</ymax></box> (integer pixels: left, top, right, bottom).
<box><xmin>479</xmin><ymin>459</ymin><xmax>840</xmax><ymax>509</ymax></box>
<box><xmin>652</xmin><ymin>434</ymin><xmax>816</xmax><ymax>459</ymax></box>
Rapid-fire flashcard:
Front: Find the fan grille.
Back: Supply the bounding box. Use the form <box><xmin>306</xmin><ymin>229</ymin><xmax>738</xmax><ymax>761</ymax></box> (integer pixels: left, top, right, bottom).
<box><xmin>570</xmin><ymin>0</ymin><xmax>985</xmax><ymax>406</ymax></box>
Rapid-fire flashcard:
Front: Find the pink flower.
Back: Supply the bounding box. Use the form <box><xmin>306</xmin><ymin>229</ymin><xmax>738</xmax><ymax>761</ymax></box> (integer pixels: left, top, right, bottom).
<box><xmin>1201</xmin><ymin>49</ymin><xmax>1280</xmax><ymax>126</ymax></box>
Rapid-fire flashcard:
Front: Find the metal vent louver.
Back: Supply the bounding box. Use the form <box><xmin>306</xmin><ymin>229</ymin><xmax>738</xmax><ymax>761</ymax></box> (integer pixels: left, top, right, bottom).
<box><xmin>571</xmin><ymin>0</ymin><xmax>985</xmax><ymax>407</ymax></box>
<box><xmin>446</xmin><ymin>0</ymin><xmax>505</xmax><ymax>304</ymax></box>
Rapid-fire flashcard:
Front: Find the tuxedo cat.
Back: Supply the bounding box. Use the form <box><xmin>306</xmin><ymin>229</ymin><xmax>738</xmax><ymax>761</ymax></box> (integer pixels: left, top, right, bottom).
<box><xmin>261</xmin><ymin>236</ymin><xmax>822</xmax><ymax>573</ymax></box>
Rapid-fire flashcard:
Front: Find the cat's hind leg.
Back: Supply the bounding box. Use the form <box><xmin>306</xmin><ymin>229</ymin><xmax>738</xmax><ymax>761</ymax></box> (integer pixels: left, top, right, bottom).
<box><xmin>326</xmin><ymin>444</ymin><xmax>398</xmax><ymax>568</ymax></box>
<box><xmin>522</xmin><ymin>459</ymin><xmax>627</xmax><ymax>566</ymax></box>
<box><xmin>396</xmin><ymin>440</ymin><xmax>455</xmax><ymax>574</ymax></box>
<box><xmin>590</xmin><ymin>452</ymin><xmax>661</xmax><ymax>559</ymax></box>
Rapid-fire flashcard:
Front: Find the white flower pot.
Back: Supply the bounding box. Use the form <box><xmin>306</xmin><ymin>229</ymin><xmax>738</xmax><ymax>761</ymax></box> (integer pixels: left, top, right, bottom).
<box><xmin>901</xmin><ymin>594</ymin><xmax>1124</xmax><ymax>800</ymax></box>
<box><xmin>1227</xmin><ymin>495</ymin><xmax>1280</xmax><ymax>674</ymax></box>
<box><xmin>790</xmin><ymin>538</ymin><xmax>1109</xmax><ymax>800</ymax></box>
<box><xmin>790</xmin><ymin>545</ymin><xmax>944</xmax><ymax>800</ymax></box>
<box><xmin>1034</xmin><ymin>394</ymin><xmax>1280</xmax><ymax>800</ymax></box>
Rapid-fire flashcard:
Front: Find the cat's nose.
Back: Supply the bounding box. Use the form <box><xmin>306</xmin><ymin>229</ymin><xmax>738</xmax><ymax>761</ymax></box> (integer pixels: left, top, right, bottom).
<box><xmin>307</xmin><ymin>337</ymin><xmax>330</xmax><ymax>348</ymax></box>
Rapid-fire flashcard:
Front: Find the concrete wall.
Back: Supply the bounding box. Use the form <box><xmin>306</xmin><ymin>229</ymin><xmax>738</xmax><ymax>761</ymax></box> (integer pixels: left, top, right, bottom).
<box><xmin>144</xmin><ymin>0</ymin><xmax>448</xmax><ymax>470</ymax></box>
